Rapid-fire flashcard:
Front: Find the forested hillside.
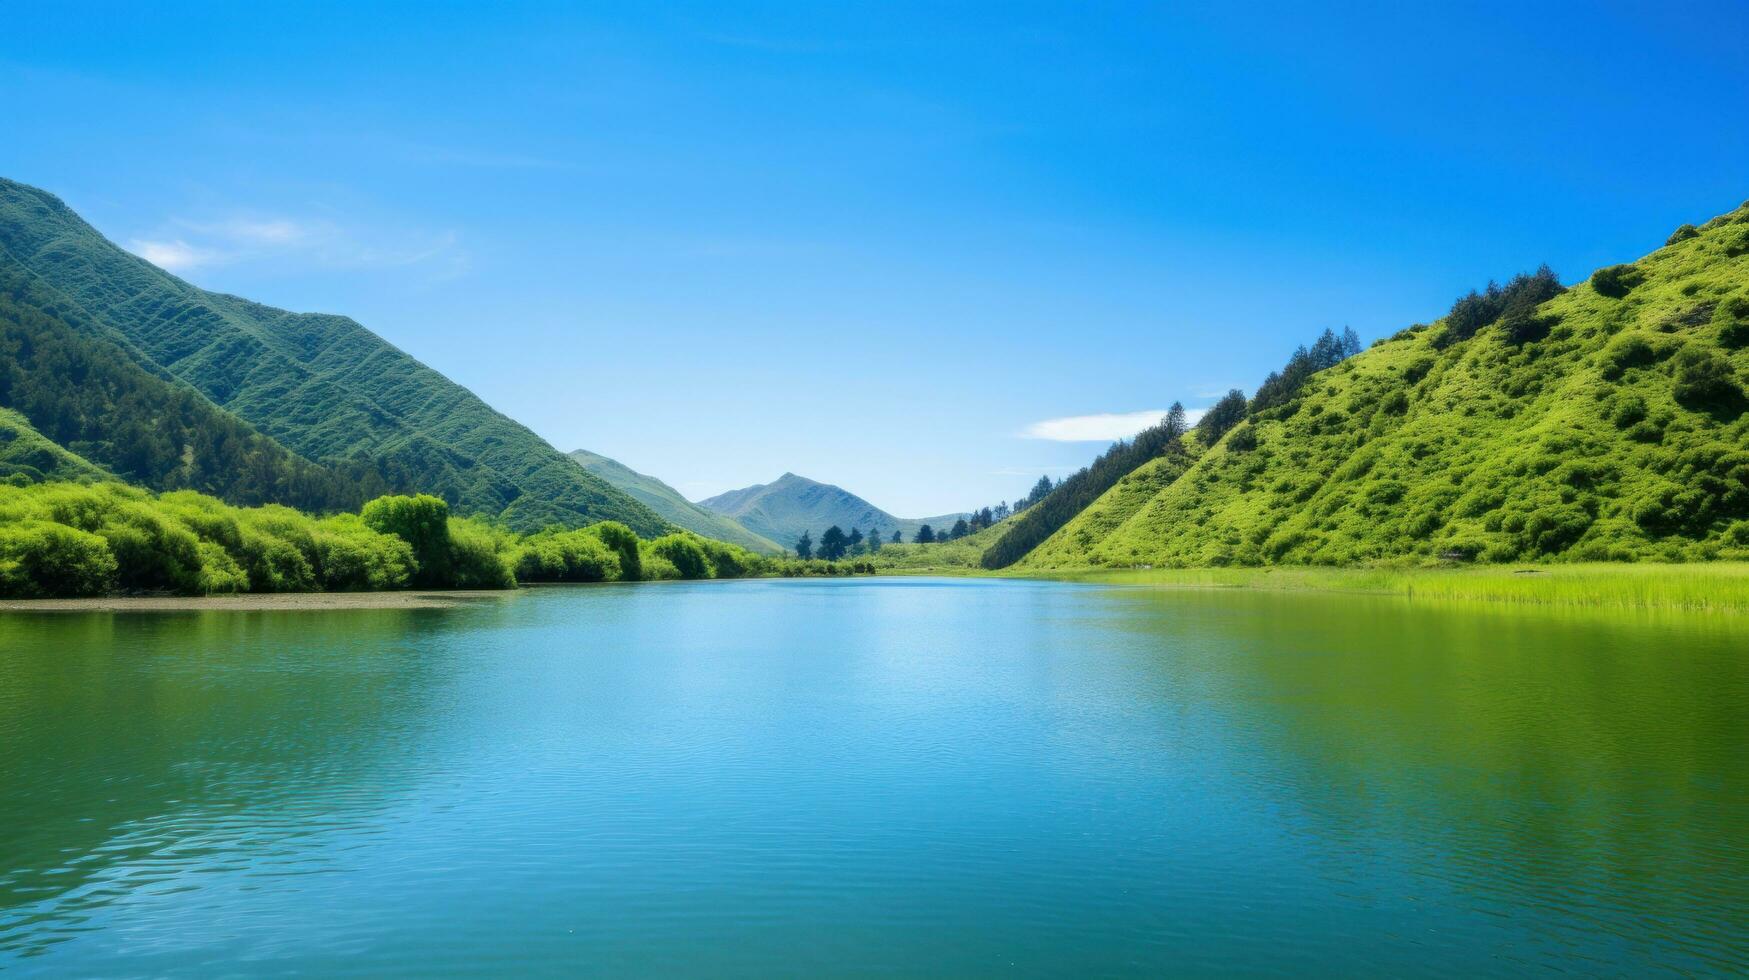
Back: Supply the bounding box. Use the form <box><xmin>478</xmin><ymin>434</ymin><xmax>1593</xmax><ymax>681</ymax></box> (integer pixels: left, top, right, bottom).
<box><xmin>0</xmin><ymin>262</ymin><xmax>370</xmax><ymax>509</ymax></box>
<box><xmin>0</xmin><ymin>178</ymin><xmax>666</xmax><ymax>535</ymax></box>
<box><xmin>1021</xmin><ymin>203</ymin><xmax>1749</xmax><ymax>568</ymax></box>
<box><xmin>569</xmin><ymin>450</ymin><xmax>782</xmax><ymax>553</ymax></box>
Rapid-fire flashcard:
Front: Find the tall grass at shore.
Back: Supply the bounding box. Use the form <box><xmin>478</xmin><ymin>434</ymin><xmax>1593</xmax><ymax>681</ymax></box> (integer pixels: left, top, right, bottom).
<box><xmin>1027</xmin><ymin>563</ymin><xmax>1749</xmax><ymax>613</ymax></box>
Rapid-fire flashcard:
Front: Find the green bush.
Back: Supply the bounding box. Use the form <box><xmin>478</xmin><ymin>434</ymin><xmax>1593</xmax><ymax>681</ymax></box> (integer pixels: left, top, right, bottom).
<box><xmin>648</xmin><ymin>534</ymin><xmax>712</xmax><ymax>579</ymax></box>
<box><xmin>1599</xmin><ymin>333</ymin><xmax>1663</xmax><ymax>378</ymax></box>
<box><xmin>589</xmin><ymin>521</ymin><xmax>642</xmax><ymax>581</ymax></box>
<box><xmin>1715</xmin><ymin>295</ymin><xmax>1749</xmax><ymax>349</ymax></box>
<box><xmin>445</xmin><ymin>519</ymin><xmax>517</xmax><ymax>589</ymax></box>
<box><xmin>1665</xmin><ymin>224</ymin><xmax>1700</xmax><ymax>246</ymax></box>
<box><xmin>1672</xmin><ymin>347</ymin><xmax>1743</xmax><ymax>408</ymax></box>
<box><xmin>0</xmin><ymin>520</ymin><xmax>117</xmax><ymax>597</ymax></box>
<box><xmin>1590</xmin><ymin>264</ymin><xmax>1642</xmax><ymax>299</ymax></box>
<box><xmin>513</xmin><ymin>528</ymin><xmax>621</xmax><ymax>583</ymax></box>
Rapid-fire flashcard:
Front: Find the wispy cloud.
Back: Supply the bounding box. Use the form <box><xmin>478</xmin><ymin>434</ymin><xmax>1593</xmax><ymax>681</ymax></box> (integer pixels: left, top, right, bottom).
<box><xmin>127</xmin><ymin>211</ymin><xmax>466</xmax><ymax>278</ymax></box>
<box><xmin>127</xmin><ymin>239</ymin><xmax>220</xmax><ymax>272</ymax></box>
<box><xmin>1021</xmin><ymin>408</ymin><xmax>1206</xmax><ymax>442</ymax></box>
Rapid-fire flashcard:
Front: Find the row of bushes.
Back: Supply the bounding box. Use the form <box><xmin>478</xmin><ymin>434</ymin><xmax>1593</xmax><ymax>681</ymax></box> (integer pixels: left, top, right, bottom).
<box><xmin>0</xmin><ymin>483</ymin><xmax>856</xmax><ymax>598</ymax></box>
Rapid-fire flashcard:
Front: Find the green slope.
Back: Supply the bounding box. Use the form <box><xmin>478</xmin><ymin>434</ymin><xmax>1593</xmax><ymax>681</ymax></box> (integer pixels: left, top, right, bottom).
<box><xmin>569</xmin><ymin>449</ymin><xmax>783</xmax><ymax>553</ymax></box>
<box><xmin>696</xmin><ymin>472</ymin><xmax>964</xmax><ymax>550</ymax></box>
<box><xmin>0</xmin><ymin>260</ymin><xmax>372</xmax><ymax>509</ymax></box>
<box><xmin>0</xmin><ymin>408</ymin><xmax>107</xmax><ymax>484</ymax></box>
<box><xmin>1023</xmin><ymin>202</ymin><xmax>1749</xmax><ymax>568</ymax></box>
<box><xmin>0</xmin><ymin>178</ymin><xmax>667</xmax><ymax>535</ymax></box>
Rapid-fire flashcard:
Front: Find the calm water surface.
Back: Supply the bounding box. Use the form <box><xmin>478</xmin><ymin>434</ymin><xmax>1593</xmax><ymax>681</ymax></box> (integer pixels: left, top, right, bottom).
<box><xmin>1</xmin><ymin>578</ymin><xmax>1745</xmax><ymax>976</ymax></box>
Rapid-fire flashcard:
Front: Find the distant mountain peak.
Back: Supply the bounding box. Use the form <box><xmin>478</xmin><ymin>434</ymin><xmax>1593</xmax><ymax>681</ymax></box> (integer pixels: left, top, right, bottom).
<box><xmin>696</xmin><ymin>473</ymin><xmax>966</xmax><ymax>548</ymax></box>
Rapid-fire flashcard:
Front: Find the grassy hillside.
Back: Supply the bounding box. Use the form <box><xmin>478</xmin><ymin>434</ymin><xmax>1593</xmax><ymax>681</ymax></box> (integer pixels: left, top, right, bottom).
<box><xmin>569</xmin><ymin>449</ymin><xmax>782</xmax><ymax>553</ymax></box>
<box><xmin>0</xmin><ymin>178</ymin><xmax>666</xmax><ymax>535</ymax></box>
<box><xmin>0</xmin><ymin>408</ymin><xmax>107</xmax><ymax>484</ymax></box>
<box><xmin>1023</xmin><ymin>202</ymin><xmax>1749</xmax><ymax>569</ymax></box>
<box><xmin>697</xmin><ymin>472</ymin><xmax>964</xmax><ymax>551</ymax></box>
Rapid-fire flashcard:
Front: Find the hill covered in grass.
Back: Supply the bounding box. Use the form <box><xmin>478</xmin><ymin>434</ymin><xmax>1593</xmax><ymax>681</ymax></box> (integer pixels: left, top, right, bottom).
<box><xmin>697</xmin><ymin>472</ymin><xmax>964</xmax><ymax>552</ymax></box>
<box><xmin>569</xmin><ymin>449</ymin><xmax>782</xmax><ymax>553</ymax></box>
<box><xmin>0</xmin><ymin>177</ymin><xmax>666</xmax><ymax>535</ymax></box>
<box><xmin>1021</xmin><ymin>201</ymin><xmax>1749</xmax><ymax>569</ymax></box>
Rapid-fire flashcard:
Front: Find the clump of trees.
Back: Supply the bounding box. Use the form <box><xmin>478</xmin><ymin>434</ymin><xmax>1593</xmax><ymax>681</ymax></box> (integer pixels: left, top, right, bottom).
<box><xmin>1251</xmin><ymin>328</ymin><xmax>1364</xmax><ymax>412</ymax></box>
<box><xmin>1197</xmin><ymin>389</ymin><xmax>1249</xmax><ymax>446</ymax></box>
<box><xmin>1435</xmin><ymin>266</ymin><xmax>1564</xmax><ymax>348</ymax></box>
<box><xmin>1590</xmin><ymin>264</ymin><xmax>1641</xmax><ymax>299</ymax></box>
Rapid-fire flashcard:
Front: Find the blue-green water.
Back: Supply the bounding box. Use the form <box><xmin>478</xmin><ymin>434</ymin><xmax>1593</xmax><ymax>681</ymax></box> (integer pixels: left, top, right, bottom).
<box><xmin>1</xmin><ymin>578</ymin><xmax>1745</xmax><ymax>976</ymax></box>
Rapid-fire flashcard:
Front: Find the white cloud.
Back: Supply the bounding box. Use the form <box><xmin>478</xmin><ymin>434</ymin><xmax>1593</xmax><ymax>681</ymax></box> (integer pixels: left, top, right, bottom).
<box><xmin>1021</xmin><ymin>408</ymin><xmax>1207</xmax><ymax>442</ymax></box>
<box><xmin>128</xmin><ymin>239</ymin><xmax>218</xmax><ymax>272</ymax></box>
<box><xmin>128</xmin><ymin>211</ymin><xmax>465</xmax><ymax>278</ymax></box>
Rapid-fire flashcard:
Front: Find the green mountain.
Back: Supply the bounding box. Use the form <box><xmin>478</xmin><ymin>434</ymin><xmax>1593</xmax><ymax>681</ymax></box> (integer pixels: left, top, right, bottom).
<box><xmin>1020</xmin><ymin>203</ymin><xmax>1749</xmax><ymax>569</ymax></box>
<box><xmin>569</xmin><ymin>449</ymin><xmax>783</xmax><ymax>553</ymax></box>
<box><xmin>0</xmin><ymin>407</ymin><xmax>107</xmax><ymax>484</ymax></box>
<box><xmin>0</xmin><ymin>177</ymin><xmax>667</xmax><ymax>535</ymax></box>
<box><xmin>697</xmin><ymin>472</ymin><xmax>964</xmax><ymax>550</ymax></box>
<box><xmin>0</xmin><ymin>259</ymin><xmax>367</xmax><ymax>509</ymax></box>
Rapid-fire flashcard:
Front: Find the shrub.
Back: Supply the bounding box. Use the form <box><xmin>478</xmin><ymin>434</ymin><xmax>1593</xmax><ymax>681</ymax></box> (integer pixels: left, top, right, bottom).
<box><xmin>513</xmin><ymin>529</ymin><xmax>621</xmax><ymax>583</ymax></box>
<box><xmin>1226</xmin><ymin>422</ymin><xmax>1258</xmax><ymax>452</ymax></box>
<box><xmin>1665</xmin><ymin>224</ymin><xmax>1700</xmax><ymax>246</ymax></box>
<box><xmin>588</xmin><ymin>521</ymin><xmax>642</xmax><ymax>582</ymax></box>
<box><xmin>1590</xmin><ymin>264</ymin><xmax>1642</xmax><ymax>299</ymax></box>
<box><xmin>1599</xmin><ymin>333</ymin><xmax>1662</xmax><ymax>378</ymax></box>
<box><xmin>1672</xmin><ymin>347</ymin><xmax>1743</xmax><ymax>408</ymax></box>
<box><xmin>1715</xmin><ymin>294</ymin><xmax>1749</xmax><ymax>349</ymax></box>
<box><xmin>1610</xmin><ymin>394</ymin><xmax>1647</xmax><ymax>428</ymax></box>
<box><xmin>648</xmin><ymin>534</ymin><xmax>711</xmax><ymax>579</ymax></box>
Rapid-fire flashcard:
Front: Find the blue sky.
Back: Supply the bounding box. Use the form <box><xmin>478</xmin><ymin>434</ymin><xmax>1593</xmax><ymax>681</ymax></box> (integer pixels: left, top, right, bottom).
<box><xmin>4</xmin><ymin>2</ymin><xmax>1747</xmax><ymax>515</ymax></box>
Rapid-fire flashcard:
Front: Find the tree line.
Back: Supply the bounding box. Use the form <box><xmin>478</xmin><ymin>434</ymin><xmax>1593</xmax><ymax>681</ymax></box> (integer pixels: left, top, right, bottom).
<box><xmin>0</xmin><ymin>481</ymin><xmax>872</xmax><ymax>599</ymax></box>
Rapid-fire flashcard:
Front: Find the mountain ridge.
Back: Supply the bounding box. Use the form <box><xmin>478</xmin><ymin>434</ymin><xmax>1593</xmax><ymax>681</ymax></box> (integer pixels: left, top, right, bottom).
<box><xmin>0</xmin><ymin>177</ymin><xmax>668</xmax><ymax>535</ymax></box>
<box><xmin>697</xmin><ymin>472</ymin><xmax>965</xmax><ymax>549</ymax></box>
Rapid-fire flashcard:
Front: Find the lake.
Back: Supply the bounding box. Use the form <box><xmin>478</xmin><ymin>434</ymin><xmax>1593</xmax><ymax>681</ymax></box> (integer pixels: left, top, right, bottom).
<box><xmin>1</xmin><ymin>578</ymin><xmax>1745</xmax><ymax>976</ymax></box>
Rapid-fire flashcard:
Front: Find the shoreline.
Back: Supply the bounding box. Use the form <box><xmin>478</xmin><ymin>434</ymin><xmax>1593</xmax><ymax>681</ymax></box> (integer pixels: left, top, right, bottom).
<box><xmin>0</xmin><ymin>590</ymin><xmax>517</xmax><ymax>613</ymax></box>
<box><xmin>1006</xmin><ymin>562</ymin><xmax>1749</xmax><ymax>614</ymax></box>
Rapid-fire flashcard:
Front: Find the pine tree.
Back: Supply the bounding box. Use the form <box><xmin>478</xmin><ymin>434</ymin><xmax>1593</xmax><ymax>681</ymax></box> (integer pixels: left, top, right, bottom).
<box><xmin>818</xmin><ymin>525</ymin><xmax>849</xmax><ymax>561</ymax></box>
<box><xmin>794</xmin><ymin>530</ymin><xmax>813</xmax><ymax>560</ymax></box>
<box><xmin>916</xmin><ymin>524</ymin><xmax>935</xmax><ymax>544</ymax></box>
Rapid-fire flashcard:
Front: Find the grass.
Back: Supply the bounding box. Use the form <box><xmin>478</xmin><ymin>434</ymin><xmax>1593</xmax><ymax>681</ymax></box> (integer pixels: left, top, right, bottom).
<box><xmin>1024</xmin><ymin>562</ymin><xmax>1749</xmax><ymax>613</ymax></box>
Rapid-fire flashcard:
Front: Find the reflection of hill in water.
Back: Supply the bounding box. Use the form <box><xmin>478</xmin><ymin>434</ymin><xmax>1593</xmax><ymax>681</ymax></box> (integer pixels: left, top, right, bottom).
<box><xmin>0</xmin><ymin>606</ymin><xmax>509</xmax><ymax>957</ymax></box>
<box><xmin>1084</xmin><ymin>587</ymin><xmax>1749</xmax><ymax>974</ymax></box>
